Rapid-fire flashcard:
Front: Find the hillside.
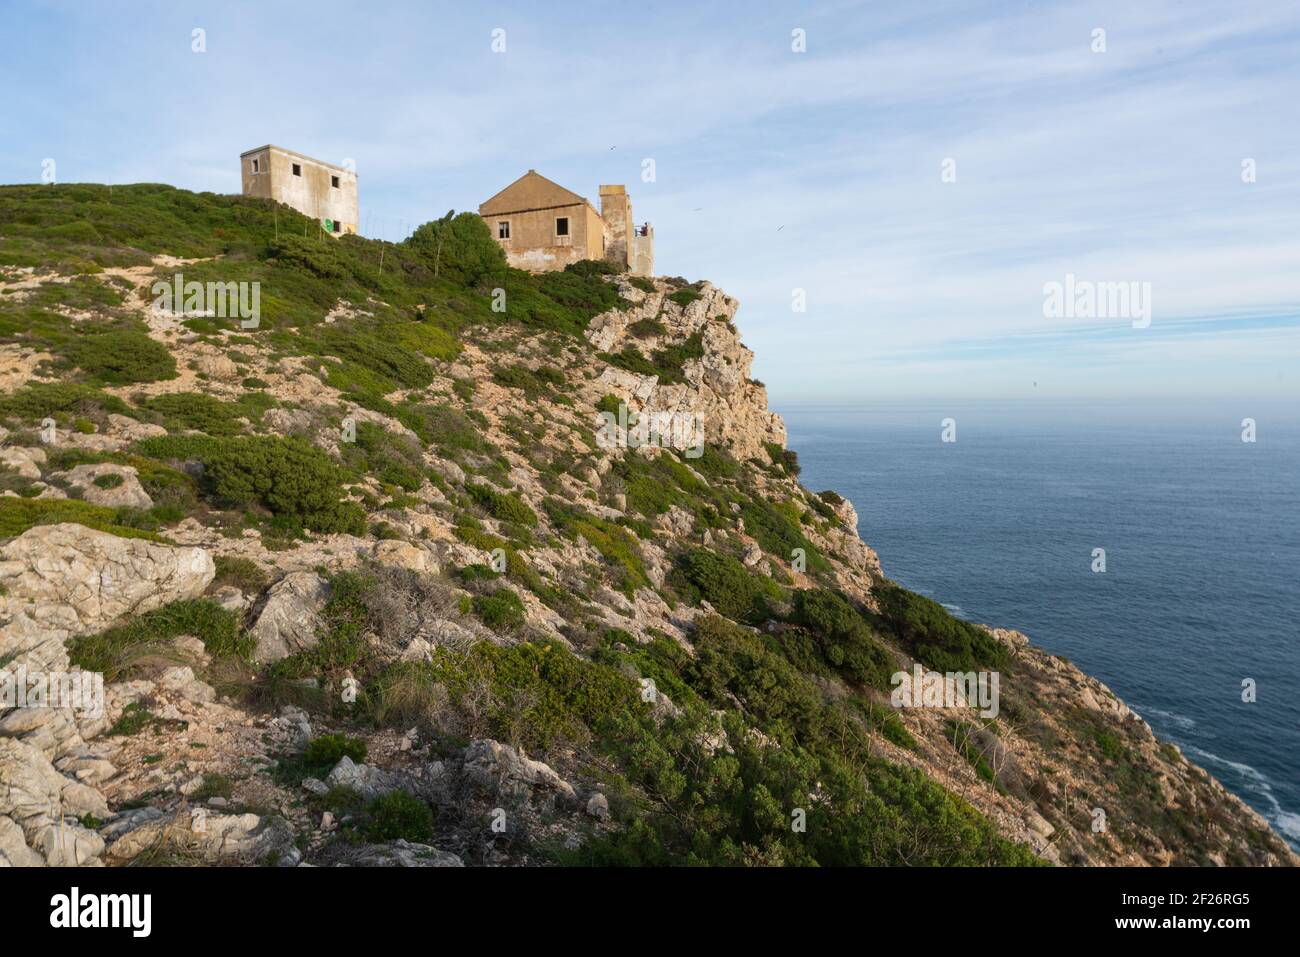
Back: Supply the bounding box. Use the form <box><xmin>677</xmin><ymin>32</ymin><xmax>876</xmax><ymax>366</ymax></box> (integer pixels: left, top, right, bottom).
<box><xmin>0</xmin><ymin>183</ymin><xmax>1292</xmax><ymax>867</ymax></box>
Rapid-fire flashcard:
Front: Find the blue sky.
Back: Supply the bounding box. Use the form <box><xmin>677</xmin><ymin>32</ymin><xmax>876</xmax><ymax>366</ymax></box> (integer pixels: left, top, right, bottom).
<box><xmin>2</xmin><ymin>0</ymin><xmax>1298</xmax><ymax>402</ymax></box>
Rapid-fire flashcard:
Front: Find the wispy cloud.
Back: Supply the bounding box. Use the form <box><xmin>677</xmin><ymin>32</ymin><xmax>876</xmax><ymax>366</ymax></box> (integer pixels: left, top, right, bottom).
<box><xmin>1</xmin><ymin>0</ymin><xmax>1296</xmax><ymax>400</ymax></box>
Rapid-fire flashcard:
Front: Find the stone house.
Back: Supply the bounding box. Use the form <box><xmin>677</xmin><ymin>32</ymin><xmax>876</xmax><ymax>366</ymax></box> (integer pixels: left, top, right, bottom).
<box><xmin>240</xmin><ymin>145</ymin><xmax>358</xmax><ymax>236</ymax></box>
<box><xmin>479</xmin><ymin>170</ymin><xmax>653</xmax><ymax>276</ymax></box>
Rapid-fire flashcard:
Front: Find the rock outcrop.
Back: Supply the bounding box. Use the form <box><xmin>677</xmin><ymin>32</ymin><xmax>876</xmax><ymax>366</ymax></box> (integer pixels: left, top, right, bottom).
<box><xmin>0</xmin><ymin>525</ymin><xmax>215</xmax><ymax>866</ymax></box>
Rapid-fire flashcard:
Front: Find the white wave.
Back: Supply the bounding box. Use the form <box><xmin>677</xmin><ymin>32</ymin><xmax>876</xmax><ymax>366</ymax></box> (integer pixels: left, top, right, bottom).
<box><xmin>1129</xmin><ymin>704</ymin><xmax>1197</xmax><ymax>731</ymax></box>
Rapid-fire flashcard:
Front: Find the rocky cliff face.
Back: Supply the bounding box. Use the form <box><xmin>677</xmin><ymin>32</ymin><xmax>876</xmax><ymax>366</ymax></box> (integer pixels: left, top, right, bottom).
<box><xmin>0</xmin><ymin>186</ymin><xmax>1292</xmax><ymax>867</ymax></box>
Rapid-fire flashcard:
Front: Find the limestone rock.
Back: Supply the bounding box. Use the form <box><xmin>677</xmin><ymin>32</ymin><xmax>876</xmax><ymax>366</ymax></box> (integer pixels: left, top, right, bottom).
<box><xmin>52</xmin><ymin>462</ymin><xmax>153</xmax><ymax>509</ymax></box>
<box><xmin>247</xmin><ymin>572</ymin><xmax>331</xmax><ymax>664</ymax></box>
<box><xmin>103</xmin><ymin>808</ymin><xmax>295</xmax><ymax>864</ymax></box>
<box><xmin>0</xmin><ymin>445</ymin><xmax>46</xmax><ymax>479</ymax></box>
<box><xmin>342</xmin><ymin>840</ymin><xmax>464</xmax><ymax>868</ymax></box>
<box><xmin>586</xmin><ymin>792</ymin><xmax>610</xmax><ymax>821</ymax></box>
<box><xmin>324</xmin><ymin>756</ymin><xmax>410</xmax><ymax>801</ymax></box>
<box><xmin>0</xmin><ymin>524</ymin><xmax>214</xmax><ymax>639</ymax></box>
<box><xmin>371</xmin><ymin>540</ymin><xmax>437</xmax><ymax>575</ymax></box>
<box><xmin>105</xmin><ymin>414</ymin><xmax>168</xmax><ymax>441</ymax></box>
<box><xmin>462</xmin><ymin>738</ymin><xmax>576</xmax><ymax>804</ymax></box>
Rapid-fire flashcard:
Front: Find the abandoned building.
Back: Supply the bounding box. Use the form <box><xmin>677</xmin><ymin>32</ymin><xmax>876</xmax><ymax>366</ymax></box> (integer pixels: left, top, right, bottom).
<box><xmin>479</xmin><ymin>170</ymin><xmax>653</xmax><ymax>276</ymax></box>
<box><xmin>240</xmin><ymin>145</ymin><xmax>358</xmax><ymax>236</ymax></box>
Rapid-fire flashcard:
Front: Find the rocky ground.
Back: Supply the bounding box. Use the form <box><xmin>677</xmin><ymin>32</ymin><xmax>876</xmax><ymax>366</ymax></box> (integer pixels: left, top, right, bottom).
<box><xmin>0</xmin><ymin>208</ymin><xmax>1294</xmax><ymax>867</ymax></box>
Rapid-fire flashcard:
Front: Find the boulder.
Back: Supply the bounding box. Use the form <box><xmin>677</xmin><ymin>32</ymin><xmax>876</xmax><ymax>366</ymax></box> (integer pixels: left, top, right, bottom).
<box><xmin>0</xmin><ymin>446</ymin><xmax>46</xmax><ymax>479</ymax></box>
<box><xmin>341</xmin><ymin>840</ymin><xmax>464</xmax><ymax>868</ymax></box>
<box><xmin>371</xmin><ymin>540</ymin><xmax>437</xmax><ymax>575</ymax></box>
<box><xmin>0</xmin><ymin>524</ymin><xmax>214</xmax><ymax>641</ymax></box>
<box><xmin>324</xmin><ymin>756</ymin><xmax>409</xmax><ymax>801</ymax></box>
<box><xmin>247</xmin><ymin>572</ymin><xmax>330</xmax><ymax>664</ymax></box>
<box><xmin>105</xmin><ymin>414</ymin><xmax>167</xmax><ymax>441</ymax></box>
<box><xmin>51</xmin><ymin>463</ymin><xmax>152</xmax><ymax>509</ymax></box>
<box><xmin>462</xmin><ymin>739</ymin><xmax>576</xmax><ymax>804</ymax></box>
<box><xmin>103</xmin><ymin>808</ymin><xmax>295</xmax><ymax>864</ymax></box>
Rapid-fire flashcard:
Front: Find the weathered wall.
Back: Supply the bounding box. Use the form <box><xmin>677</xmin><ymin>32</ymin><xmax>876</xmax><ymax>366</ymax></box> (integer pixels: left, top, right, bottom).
<box><xmin>240</xmin><ymin>146</ymin><xmax>358</xmax><ymax>235</ymax></box>
<box><xmin>599</xmin><ymin>185</ymin><xmax>630</xmax><ymax>267</ymax></box>
<box><xmin>630</xmin><ymin>226</ymin><xmax>654</xmax><ymax>277</ymax></box>
<box><xmin>488</xmin><ymin>202</ymin><xmax>602</xmax><ymax>272</ymax></box>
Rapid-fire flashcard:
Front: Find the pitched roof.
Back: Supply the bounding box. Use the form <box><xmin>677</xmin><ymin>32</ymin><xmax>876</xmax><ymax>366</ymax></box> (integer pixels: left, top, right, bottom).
<box><xmin>479</xmin><ymin>170</ymin><xmax>592</xmax><ymax>216</ymax></box>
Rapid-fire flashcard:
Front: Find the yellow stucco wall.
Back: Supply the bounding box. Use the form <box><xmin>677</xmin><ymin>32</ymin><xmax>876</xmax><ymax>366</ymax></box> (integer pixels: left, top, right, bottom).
<box><xmin>480</xmin><ymin>170</ymin><xmax>652</xmax><ymax>274</ymax></box>
<box><xmin>240</xmin><ymin>146</ymin><xmax>359</xmax><ymax>235</ymax></box>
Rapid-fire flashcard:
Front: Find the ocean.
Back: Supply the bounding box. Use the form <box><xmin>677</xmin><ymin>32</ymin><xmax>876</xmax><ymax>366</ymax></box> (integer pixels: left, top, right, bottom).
<box><xmin>780</xmin><ymin>400</ymin><xmax>1300</xmax><ymax>849</ymax></box>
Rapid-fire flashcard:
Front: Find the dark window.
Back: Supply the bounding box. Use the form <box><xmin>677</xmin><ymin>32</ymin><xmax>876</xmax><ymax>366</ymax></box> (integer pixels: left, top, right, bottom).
<box><xmin>251</xmin><ymin>158</ymin><xmax>260</xmax><ymax>173</ymax></box>
<box><xmin>331</xmin><ymin>175</ymin><xmax>340</xmax><ymax>188</ymax></box>
<box><xmin>555</xmin><ymin>216</ymin><xmax>569</xmax><ymax>237</ymax></box>
<box><xmin>292</xmin><ymin>163</ymin><xmax>302</xmax><ymax>176</ymax></box>
<box><xmin>498</xmin><ymin>221</ymin><xmax>510</xmax><ymax>239</ymax></box>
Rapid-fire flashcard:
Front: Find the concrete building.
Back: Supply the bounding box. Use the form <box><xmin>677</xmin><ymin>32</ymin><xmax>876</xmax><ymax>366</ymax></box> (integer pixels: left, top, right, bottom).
<box><xmin>240</xmin><ymin>145</ymin><xmax>358</xmax><ymax>236</ymax></box>
<box><xmin>479</xmin><ymin>170</ymin><xmax>653</xmax><ymax>276</ymax></box>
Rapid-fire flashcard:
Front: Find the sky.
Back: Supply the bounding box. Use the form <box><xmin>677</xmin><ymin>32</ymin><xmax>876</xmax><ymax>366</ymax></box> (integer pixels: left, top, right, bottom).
<box><xmin>1</xmin><ymin>0</ymin><xmax>1298</xmax><ymax>403</ymax></box>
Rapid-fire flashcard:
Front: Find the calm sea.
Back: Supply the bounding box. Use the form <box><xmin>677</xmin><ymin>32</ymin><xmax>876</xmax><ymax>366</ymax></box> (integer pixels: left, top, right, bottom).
<box><xmin>780</xmin><ymin>400</ymin><xmax>1299</xmax><ymax>849</ymax></box>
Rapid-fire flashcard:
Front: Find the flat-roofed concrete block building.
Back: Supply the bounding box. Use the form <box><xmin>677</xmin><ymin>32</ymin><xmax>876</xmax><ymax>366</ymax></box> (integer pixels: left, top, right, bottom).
<box><xmin>240</xmin><ymin>145</ymin><xmax>358</xmax><ymax>236</ymax></box>
<box><xmin>480</xmin><ymin>170</ymin><xmax>653</xmax><ymax>276</ymax></box>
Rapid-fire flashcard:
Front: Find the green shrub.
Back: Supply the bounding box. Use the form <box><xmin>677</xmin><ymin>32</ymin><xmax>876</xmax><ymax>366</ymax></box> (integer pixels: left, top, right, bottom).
<box><xmin>303</xmin><ymin>732</ymin><xmax>368</xmax><ymax>768</ymax></box>
<box><xmin>0</xmin><ymin>382</ymin><xmax>131</xmax><ymax>423</ymax></box>
<box><xmin>140</xmin><ymin>392</ymin><xmax>246</xmax><ymax>436</ymax></box>
<box><xmin>874</xmin><ymin>584</ymin><xmax>1010</xmax><ymax>674</ymax></box>
<box><xmin>667</xmin><ymin>288</ymin><xmax>701</xmax><ymax>309</ymax></box>
<box><xmin>70</xmin><ymin>330</ymin><xmax>177</xmax><ymax>384</ymax></box>
<box><xmin>137</xmin><ymin>434</ymin><xmax>364</xmax><ymax>534</ymax></box>
<box><xmin>545</xmin><ymin>500</ymin><xmax>649</xmax><ymax>595</ymax></box>
<box><xmin>791</xmin><ymin>588</ymin><xmax>894</xmax><ymax>688</ymax></box>
<box><xmin>466</xmin><ymin>482</ymin><xmax>537</xmax><ymax>526</ymax></box>
<box><xmin>492</xmin><ymin>363</ymin><xmax>565</xmax><ymax>396</ymax></box>
<box><xmin>211</xmin><ymin>555</ymin><xmax>270</xmax><ymax>592</ymax></box>
<box><xmin>0</xmin><ymin>497</ymin><xmax>162</xmax><ymax>541</ymax></box>
<box><xmin>365</xmin><ymin>791</ymin><xmax>435</xmax><ymax>842</ymax></box>
<box><xmin>472</xmin><ymin>588</ymin><xmax>526</xmax><ymax>630</ymax></box>
<box><xmin>764</xmin><ymin>442</ymin><xmax>801</xmax><ymax>476</ymax></box>
<box><xmin>672</xmin><ymin>548</ymin><xmax>780</xmax><ymax>623</ymax></box>
<box><xmin>92</xmin><ymin>473</ymin><xmax>124</xmax><ymax>489</ymax></box>
<box><xmin>738</xmin><ymin>497</ymin><xmax>827</xmax><ymax>573</ymax></box>
<box><xmin>405</xmin><ymin>212</ymin><xmax>506</xmax><ymax>286</ymax></box>
<box><xmin>628</xmin><ymin>317</ymin><xmax>665</xmax><ymax>338</ymax></box>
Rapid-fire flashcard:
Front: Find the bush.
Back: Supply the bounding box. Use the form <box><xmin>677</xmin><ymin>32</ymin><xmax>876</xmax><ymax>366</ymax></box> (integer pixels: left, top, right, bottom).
<box><xmin>466</xmin><ymin>482</ymin><xmax>538</xmax><ymax>527</ymax></box>
<box><xmin>405</xmin><ymin>211</ymin><xmax>505</xmax><ymax>286</ymax></box>
<box><xmin>211</xmin><ymin>555</ymin><xmax>270</xmax><ymax>592</ymax></box>
<box><xmin>303</xmin><ymin>732</ymin><xmax>368</xmax><ymax>768</ymax></box>
<box><xmin>137</xmin><ymin>434</ymin><xmax>365</xmax><ymax>534</ymax></box>
<box><xmin>70</xmin><ymin>330</ymin><xmax>177</xmax><ymax>384</ymax></box>
<box><xmin>764</xmin><ymin>442</ymin><xmax>801</xmax><ymax>477</ymax></box>
<box><xmin>791</xmin><ymin>588</ymin><xmax>894</xmax><ymax>688</ymax></box>
<box><xmin>472</xmin><ymin>588</ymin><xmax>526</xmax><ymax>631</ymax></box>
<box><xmin>0</xmin><ymin>382</ymin><xmax>131</xmax><ymax>423</ymax></box>
<box><xmin>140</xmin><ymin>392</ymin><xmax>246</xmax><ymax>436</ymax></box>
<box><xmin>874</xmin><ymin>584</ymin><xmax>1009</xmax><ymax>673</ymax></box>
<box><xmin>672</xmin><ymin>548</ymin><xmax>780</xmax><ymax>623</ymax></box>
<box><xmin>0</xmin><ymin>497</ymin><xmax>162</xmax><ymax>541</ymax></box>
<box><xmin>545</xmin><ymin>501</ymin><xmax>649</xmax><ymax>595</ymax></box>
<box><xmin>365</xmin><ymin>791</ymin><xmax>435</xmax><ymax>842</ymax></box>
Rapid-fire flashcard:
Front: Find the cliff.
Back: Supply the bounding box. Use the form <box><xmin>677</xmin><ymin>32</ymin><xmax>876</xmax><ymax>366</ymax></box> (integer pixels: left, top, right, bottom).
<box><xmin>0</xmin><ymin>183</ymin><xmax>1292</xmax><ymax>867</ymax></box>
